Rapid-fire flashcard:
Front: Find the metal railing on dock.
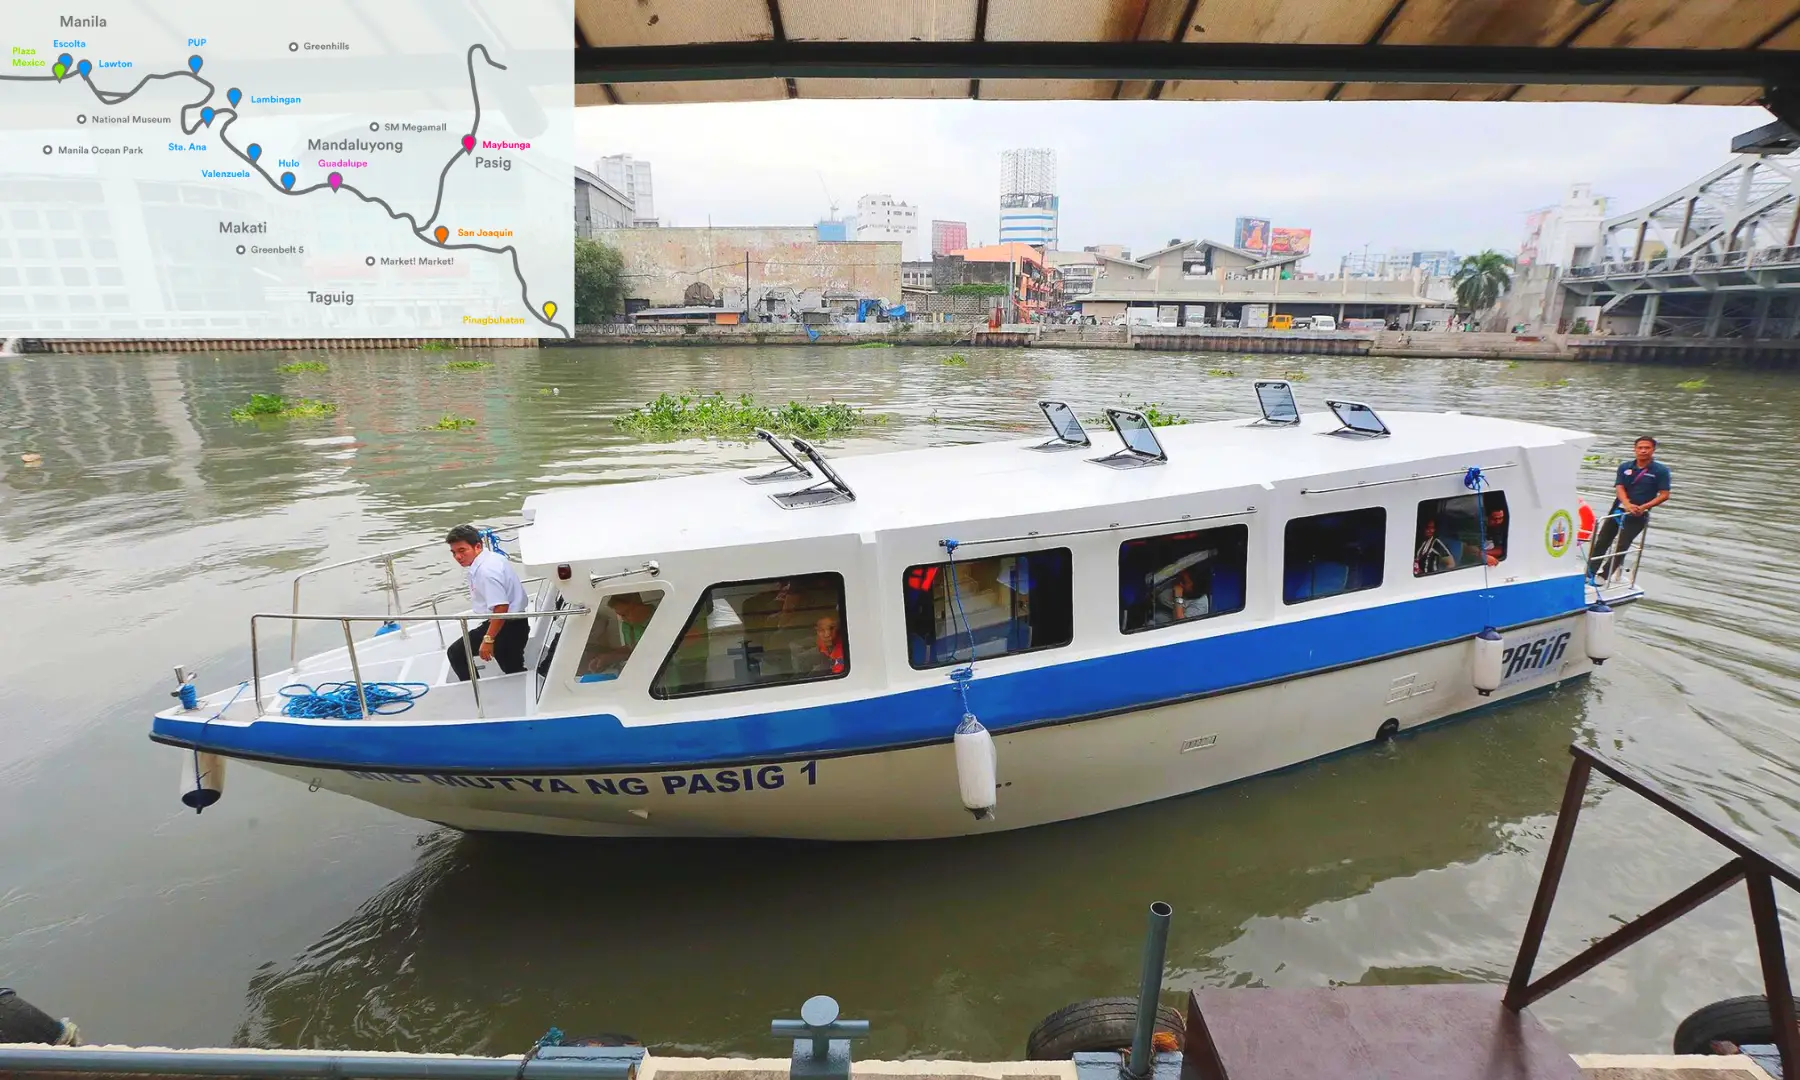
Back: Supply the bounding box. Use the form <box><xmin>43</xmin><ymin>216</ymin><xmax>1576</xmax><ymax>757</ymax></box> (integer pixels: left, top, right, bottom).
<box><xmin>1504</xmin><ymin>743</ymin><xmax>1800</xmax><ymax>1079</ymax></box>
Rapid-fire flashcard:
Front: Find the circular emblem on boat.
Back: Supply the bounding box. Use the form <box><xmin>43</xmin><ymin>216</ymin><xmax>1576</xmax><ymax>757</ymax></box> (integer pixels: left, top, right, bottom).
<box><xmin>1544</xmin><ymin>510</ymin><xmax>1574</xmax><ymax>557</ymax></box>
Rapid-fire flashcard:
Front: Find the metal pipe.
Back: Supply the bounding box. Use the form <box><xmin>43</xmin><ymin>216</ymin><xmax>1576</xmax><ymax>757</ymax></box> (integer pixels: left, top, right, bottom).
<box><xmin>250</xmin><ymin>615</ymin><xmax>264</xmax><ymax>717</ymax></box>
<box><xmin>342</xmin><ymin>620</ymin><xmax>371</xmax><ymax>721</ymax></box>
<box><xmin>0</xmin><ymin>1046</ymin><xmax>638</xmax><ymax>1079</ymax></box>
<box><xmin>460</xmin><ymin>617</ymin><xmax>484</xmax><ymax>719</ymax></box>
<box><xmin>1299</xmin><ymin>461</ymin><xmax>1517</xmax><ymax>495</ymax></box>
<box><xmin>1127</xmin><ymin>900</ymin><xmax>1173</xmax><ymax>1079</ymax></box>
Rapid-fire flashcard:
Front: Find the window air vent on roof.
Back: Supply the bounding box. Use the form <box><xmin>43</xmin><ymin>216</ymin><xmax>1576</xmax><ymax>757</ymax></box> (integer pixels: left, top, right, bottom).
<box><xmin>1253</xmin><ymin>380</ymin><xmax>1301</xmax><ymax>425</ymax></box>
<box><xmin>1029</xmin><ymin>399</ymin><xmax>1090</xmax><ymax>452</ymax></box>
<box><xmin>743</xmin><ymin>427</ymin><xmax>814</xmax><ymax>485</ymax></box>
<box><xmin>771</xmin><ymin>438</ymin><xmax>856</xmax><ymax>509</ymax></box>
<box><xmin>1090</xmin><ymin>408</ymin><xmax>1167</xmax><ymax>470</ymax></box>
<box><xmin>1324</xmin><ymin>399</ymin><xmax>1390</xmax><ymax>438</ymax></box>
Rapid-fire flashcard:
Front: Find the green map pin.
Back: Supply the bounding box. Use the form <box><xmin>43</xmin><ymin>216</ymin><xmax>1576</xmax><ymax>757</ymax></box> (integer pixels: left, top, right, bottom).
<box><xmin>52</xmin><ymin>62</ymin><xmax>66</xmax><ymax>81</ymax></box>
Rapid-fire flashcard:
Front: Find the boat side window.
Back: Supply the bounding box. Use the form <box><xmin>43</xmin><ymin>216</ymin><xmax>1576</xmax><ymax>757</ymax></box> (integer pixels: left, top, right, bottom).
<box><xmin>1119</xmin><ymin>525</ymin><xmax>1248</xmax><ymax>633</ymax></box>
<box><xmin>902</xmin><ymin>549</ymin><xmax>1073</xmax><ymax>669</ymax></box>
<box><xmin>1283</xmin><ymin>508</ymin><xmax>1386</xmax><ymax>604</ymax></box>
<box><xmin>650</xmin><ymin>572</ymin><xmax>848</xmax><ymax>699</ymax></box>
<box><xmin>575</xmin><ymin>590</ymin><xmax>666</xmax><ymax>683</ymax></box>
<box><xmin>1413</xmin><ymin>491</ymin><xmax>1508</xmax><ymax>577</ymax></box>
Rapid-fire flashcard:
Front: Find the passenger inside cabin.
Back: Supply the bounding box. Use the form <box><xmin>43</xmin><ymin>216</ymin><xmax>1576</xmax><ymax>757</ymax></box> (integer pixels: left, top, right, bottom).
<box><xmin>794</xmin><ymin>614</ymin><xmax>846</xmax><ymax>676</ymax></box>
<box><xmin>1414</xmin><ymin>517</ymin><xmax>1456</xmax><ymax>576</ymax></box>
<box><xmin>1483</xmin><ymin>501</ymin><xmax>1508</xmax><ymax>566</ymax></box>
<box><xmin>576</xmin><ymin>591</ymin><xmax>664</xmax><ymax>681</ymax></box>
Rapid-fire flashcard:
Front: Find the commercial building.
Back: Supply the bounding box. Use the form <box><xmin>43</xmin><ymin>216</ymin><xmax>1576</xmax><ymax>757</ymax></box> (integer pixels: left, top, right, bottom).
<box><xmin>998</xmin><ymin>149</ymin><xmax>1058</xmax><ymax>250</ymax></box>
<box><xmin>855</xmin><ymin>194</ymin><xmax>922</xmax><ymax>260</ymax></box>
<box><xmin>573</xmin><ymin>167</ymin><xmax>634</xmax><ymax>238</ymax></box>
<box><xmin>597</xmin><ymin>226</ymin><xmax>901</xmax><ymax>315</ymax></box>
<box><xmin>931</xmin><ymin>220</ymin><xmax>968</xmax><ymax>257</ymax></box>
<box><xmin>1065</xmin><ymin>239</ymin><xmax>1436</xmax><ymax>326</ymax></box>
<box><xmin>598</xmin><ymin>154</ymin><xmax>659</xmax><ymax>227</ymax></box>
<box><xmin>902</xmin><ymin>261</ymin><xmax>935</xmax><ymax>289</ymax></box>
<box><xmin>939</xmin><ymin>242</ymin><xmax>1060</xmax><ymax>318</ymax></box>
<box><xmin>1520</xmin><ymin>184</ymin><xmax>1608</xmax><ymax>271</ymax></box>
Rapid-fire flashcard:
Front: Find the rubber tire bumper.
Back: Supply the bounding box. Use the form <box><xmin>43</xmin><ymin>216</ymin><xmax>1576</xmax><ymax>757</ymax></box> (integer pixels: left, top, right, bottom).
<box><xmin>1672</xmin><ymin>995</ymin><xmax>1800</xmax><ymax>1055</ymax></box>
<box><xmin>1025</xmin><ymin>997</ymin><xmax>1184</xmax><ymax>1061</ymax></box>
<box><xmin>0</xmin><ymin>989</ymin><xmax>65</xmax><ymax>1044</ymax></box>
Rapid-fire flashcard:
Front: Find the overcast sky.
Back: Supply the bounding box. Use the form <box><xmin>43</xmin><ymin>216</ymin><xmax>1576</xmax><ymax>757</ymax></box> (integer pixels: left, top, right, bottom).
<box><xmin>576</xmin><ymin>98</ymin><xmax>1769</xmax><ymax>265</ymax></box>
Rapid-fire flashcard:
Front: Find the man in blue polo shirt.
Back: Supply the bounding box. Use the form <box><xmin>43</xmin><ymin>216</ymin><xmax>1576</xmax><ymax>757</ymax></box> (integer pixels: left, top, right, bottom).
<box><xmin>1590</xmin><ymin>436</ymin><xmax>1671</xmax><ymax>583</ymax></box>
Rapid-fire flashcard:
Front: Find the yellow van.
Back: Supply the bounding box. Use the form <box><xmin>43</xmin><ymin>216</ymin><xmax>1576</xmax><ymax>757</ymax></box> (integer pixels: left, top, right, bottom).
<box><xmin>1268</xmin><ymin>313</ymin><xmax>1294</xmax><ymax>330</ymax></box>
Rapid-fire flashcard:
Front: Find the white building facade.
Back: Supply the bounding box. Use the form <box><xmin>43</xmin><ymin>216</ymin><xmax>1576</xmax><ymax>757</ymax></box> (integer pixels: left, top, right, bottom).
<box><xmin>1520</xmin><ymin>184</ymin><xmax>1608</xmax><ymax>270</ymax></box>
<box><xmin>599</xmin><ymin>154</ymin><xmax>658</xmax><ymax>227</ymax></box>
<box><xmin>855</xmin><ymin>194</ymin><xmax>921</xmax><ymax>260</ymax></box>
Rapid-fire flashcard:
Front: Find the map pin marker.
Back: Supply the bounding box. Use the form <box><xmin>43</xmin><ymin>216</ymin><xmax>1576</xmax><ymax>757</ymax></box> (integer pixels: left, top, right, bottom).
<box><xmin>58</xmin><ymin>52</ymin><xmax>72</xmax><ymax>70</ymax></box>
<box><xmin>543</xmin><ymin>301</ymin><xmax>557</xmax><ymax>320</ymax></box>
<box><xmin>201</xmin><ymin>107</ymin><xmax>214</xmax><ymax>125</ymax></box>
<box><xmin>227</xmin><ymin>87</ymin><xmax>241</xmax><ymax>107</ymax></box>
<box><xmin>77</xmin><ymin>59</ymin><xmax>91</xmax><ymax>77</ymax></box>
<box><xmin>247</xmin><ymin>143</ymin><xmax>261</xmax><ymax>162</ymax></box>
<box><xmin>280</xmin><ymin>172</ymin><xmax>295</xmax><ymax>190</ymax></box>
<box><xmin>52</xmin><ymin>62</ymin><xmax>65</xmax><ymax>81</ymax></box>
<box><xmin>188</xmin><ymin>55</ymin><xmax>203</xmax><ymax>74</ymax></box>
<box><xmin>434</xmin><ymin>226</ymin><xmax>448</xmax><ymax>243</ymax></box>
<box><xmin>328</xmin><ymin>171</ymin><xmax>342</xmax><ymax>191</ymax></box>
<box><xmin>461</xmin><ymin>134</ymin><xmax>475</xmax><ymax>152</ymax></box>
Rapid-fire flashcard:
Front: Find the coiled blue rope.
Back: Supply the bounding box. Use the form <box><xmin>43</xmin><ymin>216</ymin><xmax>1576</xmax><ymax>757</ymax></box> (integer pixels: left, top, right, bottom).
<box><xmin>278</xmin><ymin>681</ymin><xmax>429</xmax><ymax>719</ymax></box>
<box><xmin>482</xmin><ymin>528</ymin><xmax>505</xmax><ymax>555</ymax></box>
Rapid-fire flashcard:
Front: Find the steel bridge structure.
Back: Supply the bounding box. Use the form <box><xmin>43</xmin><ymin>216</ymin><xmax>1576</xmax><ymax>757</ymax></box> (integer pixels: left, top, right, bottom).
<box><xmin>1563</xmin><ymin>152</ymin><xmax>1800</xmax><ymax>340</ymax></box>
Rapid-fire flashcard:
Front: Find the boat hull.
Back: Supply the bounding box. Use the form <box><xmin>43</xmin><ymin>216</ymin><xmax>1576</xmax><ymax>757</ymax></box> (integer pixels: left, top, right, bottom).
<box><xmin>244</xmin><ymin>615</ymin><xmax>1593</xmax><ymax>840</ymax></box>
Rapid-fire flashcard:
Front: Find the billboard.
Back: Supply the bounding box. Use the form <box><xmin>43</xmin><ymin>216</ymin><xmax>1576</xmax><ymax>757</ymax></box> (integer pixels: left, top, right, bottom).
<box><xmin>1234</xmin><ymin>217</ymin><xmax>1271</xmax><ymax>253</ymax></box>
<box><xmin>1269</xmin><ymin>228</ymin><xmax>1312</xmax><ymax>256</ymax></box>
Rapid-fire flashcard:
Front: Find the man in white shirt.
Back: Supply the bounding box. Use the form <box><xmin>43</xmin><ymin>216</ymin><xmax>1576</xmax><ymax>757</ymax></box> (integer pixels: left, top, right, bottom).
<box><xmin>444</xmin><ymin>524</ymin><xmax>530</xmax><ymax>681</ymax></box>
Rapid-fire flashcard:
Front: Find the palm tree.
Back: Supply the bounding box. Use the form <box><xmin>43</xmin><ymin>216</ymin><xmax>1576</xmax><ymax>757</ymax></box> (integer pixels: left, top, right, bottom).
<box><xmin>1451</xmin><ymin>251</ymin><xmax>1515</xmax><ymax>320</ymax></box>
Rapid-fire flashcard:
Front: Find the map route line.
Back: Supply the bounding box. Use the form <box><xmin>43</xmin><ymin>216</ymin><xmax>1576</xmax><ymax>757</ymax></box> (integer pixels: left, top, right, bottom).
<box><xmin>5</xmin><ymin>43</ymin><xmax>567</xmax><ymax>338</ymax></box>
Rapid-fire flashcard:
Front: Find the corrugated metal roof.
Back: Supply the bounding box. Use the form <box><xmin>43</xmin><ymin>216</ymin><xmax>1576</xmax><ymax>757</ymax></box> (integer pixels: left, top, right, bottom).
<box><xmin>572</xmin><ymin>0</ymin><xmax>1799</xmax><ymax>107</ymax></box>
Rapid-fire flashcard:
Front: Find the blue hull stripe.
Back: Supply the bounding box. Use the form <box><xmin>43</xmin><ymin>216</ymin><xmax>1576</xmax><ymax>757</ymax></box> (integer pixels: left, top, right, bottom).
<box><xmin>153</xmin><ymin>576</ymin><xmax>1585</xmax><ymax>771</ymax></box>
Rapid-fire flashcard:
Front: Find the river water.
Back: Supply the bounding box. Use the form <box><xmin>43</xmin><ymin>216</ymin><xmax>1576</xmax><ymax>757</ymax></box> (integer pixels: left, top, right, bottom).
<box><xmin>1</xmin><ymin>345</ymin><xmax>1796</xmax><ymax>1060</ymax></box>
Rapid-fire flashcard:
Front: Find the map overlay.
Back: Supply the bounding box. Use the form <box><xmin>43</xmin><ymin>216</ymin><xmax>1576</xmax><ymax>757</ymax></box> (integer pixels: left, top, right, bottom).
<box><xmin>1</xmin><ymin>0</ymin><xmax>572</xmax><ymax>339</ymax></box>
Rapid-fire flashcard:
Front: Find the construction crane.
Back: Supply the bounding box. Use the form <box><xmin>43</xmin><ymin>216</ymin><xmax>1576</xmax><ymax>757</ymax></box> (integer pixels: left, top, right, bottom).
<box><xmin>816</xmin><ymin>171</ymin><xmax>839</xmax><ymax>221</ymax></box>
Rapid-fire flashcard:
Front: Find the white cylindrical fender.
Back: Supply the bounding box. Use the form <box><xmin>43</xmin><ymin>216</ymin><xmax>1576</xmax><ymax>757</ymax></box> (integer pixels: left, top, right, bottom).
<box><xmin>1473</xmin><ymin>627</ymin><xmax>1504</xmax><ymax>696</ymax></box>
<box><xmin>179</xmin><ymin>751</ymin><xmax>226</xmax><ymax>812</ymax></box>
<box><xmin>1586</xmin><ymin>602</ymin><xmax>1615</xmax><ymax>665</ymax></box>
<box><xmin>953</xmin><ymin>714</ymin><xmax>996</xmax><ymax>820</ymax></box>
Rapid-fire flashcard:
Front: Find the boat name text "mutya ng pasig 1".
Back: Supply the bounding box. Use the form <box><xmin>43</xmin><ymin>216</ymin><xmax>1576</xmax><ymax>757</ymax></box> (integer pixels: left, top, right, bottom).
<box><xmin>339</xmin><ymin>761</ymin><xmax>820</xmax><ymax>794</ymax></box>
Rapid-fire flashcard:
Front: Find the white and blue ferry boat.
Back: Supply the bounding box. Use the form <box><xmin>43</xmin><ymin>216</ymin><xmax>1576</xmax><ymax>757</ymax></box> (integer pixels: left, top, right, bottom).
<box><xmin>151</xmin><ymin>384</ymin><xmax>1636</xmax><ymax>840</ymax></box>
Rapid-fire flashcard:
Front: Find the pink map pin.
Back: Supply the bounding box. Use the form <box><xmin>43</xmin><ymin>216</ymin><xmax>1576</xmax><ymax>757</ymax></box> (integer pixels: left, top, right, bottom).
<box><xmin>461</xmin><ymin>134</ymin><xmax>475</xmax><ymax>152</ymax></box>
<box><xmin>328</xmin><ymin>171</ymin><xmax>342</xmax><ymax>191</ymax></box>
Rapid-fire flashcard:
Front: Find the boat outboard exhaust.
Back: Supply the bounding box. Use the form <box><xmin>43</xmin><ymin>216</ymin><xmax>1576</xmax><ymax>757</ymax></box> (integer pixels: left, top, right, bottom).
<box><xmin>1585</xmin><ymin>601</ymin><xmax>1615</xmax><ymax>665</ymax></box>
<box><xmin>1472</xmin><ymin>627</ymin><xmax>1504</xmax><ymax>696</ymax></box>
<box><xmin>0</xmin><ymin>988</ymin><xmax>80</xmax><ymax>1045</ymax></box>
<box><xmin>180</xmin><ymin>751</ymin><xmax>226</xmax><ymax>812</ymax></box>
<box><xmin>954</xmin><ymin>714</ymin><xmax>996</xmax><ymax>820</ymax></box>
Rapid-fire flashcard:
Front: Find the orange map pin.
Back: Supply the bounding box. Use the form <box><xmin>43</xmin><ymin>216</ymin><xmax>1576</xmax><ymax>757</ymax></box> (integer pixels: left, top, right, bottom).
<box><xmin>433</xmin><ymin>226</ymin><xmax>448</xmax><ymax>243</ymax></box>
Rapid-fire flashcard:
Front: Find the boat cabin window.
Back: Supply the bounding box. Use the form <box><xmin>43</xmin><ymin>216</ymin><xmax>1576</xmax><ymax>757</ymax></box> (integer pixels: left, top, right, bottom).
<box><xmin>1119</xmin><ymin>525</ymin><xmax>1248</xmax><ymax>633</ymax></box>
<box><xmin>576</xmin><ymin>590</ymin><xmax>666</xmax><ymax>683</ymax></box>
<box><xmin>902</xmin><ymin>549</ymin><xmax>1073</xmax><ymax>668</ymax></box>
<box><xmin>650</xmin><ymin>572</ymin><xmax>848</xmax><ymax>699</ymax></box>
<box><xmin>1284</xmin><ymin>508</ymin><xmax>1386</xmax><ymax>604</ymax></box>
<box><xmin>1414</xmin><ymin>492</ymin><xmax>1509</xmax><ymax>577</ymax></box>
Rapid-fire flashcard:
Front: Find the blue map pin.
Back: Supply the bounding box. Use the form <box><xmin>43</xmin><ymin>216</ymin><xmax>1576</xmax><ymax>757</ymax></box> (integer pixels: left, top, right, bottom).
<box><xmin>188</xmin><ymin>55</ymin><xmax>203</xmax><ymax>74</ymax></box>
<box><xmin>201</xmin><ymin>107</ymin><xmax>214</xmax><ymax>125</ymax></box>
<box><xmin>227</xmin><ymin>87</ymin><xmax>241</xmax><ymax>107</ymax></box>
<box><xmin>77</xmin><ymin>59</ymin><xmax>91</xmax><ymax>77</ymax></box>
<box><xmin>247</xmin><ymin>143</ymin><xmax>261</xmax><ymax>162</ymax></box>
<box><xmin>280</xmin><ymin>171</ymin><xmax>294</xmax><ymax>190</ymax></box>
<box><xmin>58</xmin><ymin>53</ymin><xmax>72</xmax><ymax>71</ymax></box>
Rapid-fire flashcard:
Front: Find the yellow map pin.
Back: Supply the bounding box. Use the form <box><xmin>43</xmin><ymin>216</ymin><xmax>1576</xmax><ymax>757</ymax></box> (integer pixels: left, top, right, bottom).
<box><xmin>542</xmin><ymin>301</ymin><xmax>557</xmax><ymax>320</ymax></box>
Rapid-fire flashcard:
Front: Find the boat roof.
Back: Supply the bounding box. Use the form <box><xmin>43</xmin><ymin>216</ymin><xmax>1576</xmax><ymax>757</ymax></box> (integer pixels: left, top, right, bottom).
<box><xmin>518</xmin><ymin>408</ymin><xmax>1594</xmax><ymax>566</ymax></box>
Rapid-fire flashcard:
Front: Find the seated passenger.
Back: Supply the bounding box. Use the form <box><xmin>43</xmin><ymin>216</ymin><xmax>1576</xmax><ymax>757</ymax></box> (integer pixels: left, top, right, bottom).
<box><xmin>794</xmin><ymin>614</ymin><xmax>846</xmax><ymax>676</ymax></box>
<box><xmin>578</xmin><ymin>593</ymin><xmax>658</xmax><ymax>680</ymax></box>
<box><xmin>1155</xmin><ymin>568</ymin><xmax>1211</xmax><ymax>624</ymax></box>
<box><xmin>1414</xmin><ymin>517</ymin><xmax>1456</xmax><ymax>575</ymax></box>
<box><xmin>1483</xmin><ymin>504</ymin><xmax>1507</xmax><ymax>566</ymax></box>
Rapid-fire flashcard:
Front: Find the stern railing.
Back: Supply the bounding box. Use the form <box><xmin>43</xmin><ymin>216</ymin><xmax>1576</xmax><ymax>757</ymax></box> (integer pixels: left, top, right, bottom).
<box><xmin>1504</xmin><ymin>743</ymin><xmax>1800</xmax><ymax>1079</ymax></box>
